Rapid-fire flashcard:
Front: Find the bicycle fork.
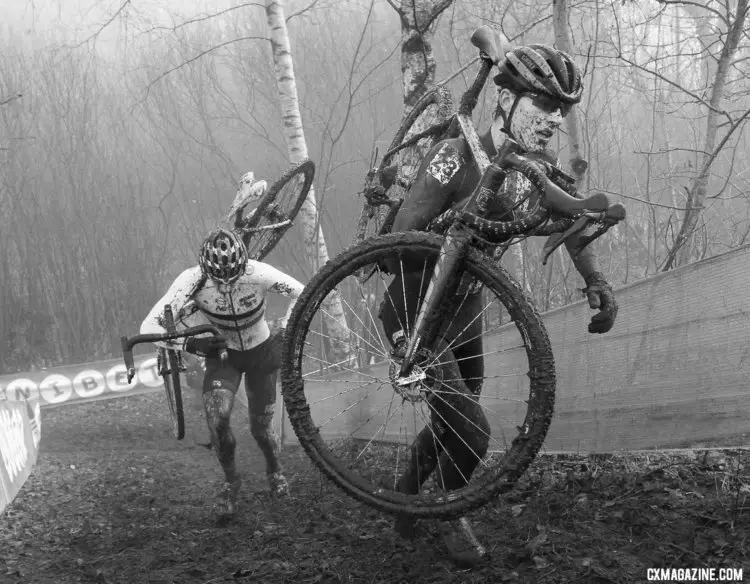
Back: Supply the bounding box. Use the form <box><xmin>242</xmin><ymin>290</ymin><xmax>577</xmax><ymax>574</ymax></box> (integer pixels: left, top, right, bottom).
<box><xmin>397</xmin><ymin>223</ymin><xmax>473</xmax><ymax>382</ymax></box>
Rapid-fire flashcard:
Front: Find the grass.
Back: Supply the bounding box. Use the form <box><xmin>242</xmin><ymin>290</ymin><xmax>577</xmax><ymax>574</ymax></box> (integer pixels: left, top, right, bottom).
<box><xmin>1</xmin><ymin>392</ymin><xmax>748</xmax><ymax>584</ymax></box>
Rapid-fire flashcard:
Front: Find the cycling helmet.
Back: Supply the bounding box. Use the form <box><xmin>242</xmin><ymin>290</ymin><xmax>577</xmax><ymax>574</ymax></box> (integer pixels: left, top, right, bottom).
<box><xmin>493</xmin><ymin>45</ymin><xmax>583</xmax><ymax>142</ymax></box>
<box><xmin>198</xmin><ymin>228</ymin><xmax>247</xmax><ymax>284</ymax></box>
<box><xmin>494</xmin><ymin>44</ymin><xmax>583</xmax><ymax>104</ymax></box>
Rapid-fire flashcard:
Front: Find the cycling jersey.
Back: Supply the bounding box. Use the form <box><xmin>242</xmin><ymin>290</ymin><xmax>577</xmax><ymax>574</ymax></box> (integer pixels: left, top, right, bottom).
<box><xmin>140</xmin><ymin>260</ymin><xmax>304</xmax><ymax>352</ymax></box>
<box><xmin>393</xmin><ymin>130</ymin><xmax>557</xmax><ymax>233</ymax></box>
<box><xmin>391</xmin><ymin>128</ymin><xmax>600</xmax><ymax>279</ymax></box>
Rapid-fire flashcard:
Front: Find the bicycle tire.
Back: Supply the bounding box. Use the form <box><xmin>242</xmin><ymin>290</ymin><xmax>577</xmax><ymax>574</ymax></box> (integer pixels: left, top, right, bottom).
<box><xmin>354</xmin><ymin>86</ymin><xmax>453</xmax><ymax>245</ymax></box>
<box><xmin>238</xmin><ymin>158</ymin><xmax>315</xmax><ymax>261</ymax></box>
<box><xmin>281</xmin><ymin>232</ymin><xmax>556</xmax><ymax>519</ymax></box>
<box><xmin>159</xmin><ymin>306</ymin><xmax>185</xmax><ymax>440</ymax></box>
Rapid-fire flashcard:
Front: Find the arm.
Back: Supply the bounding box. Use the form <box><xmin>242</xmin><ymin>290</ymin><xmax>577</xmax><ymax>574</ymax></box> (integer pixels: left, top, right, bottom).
<box><xmin>562</xmin><ymin>226</ymin><xmax>617</xmax><ymax>334</ymax></box>
<box><xmin>563</xmin><ymin>231</ymin><xmax>600</xmax><ymax>280</ymax></box>
<box><xmin>392</xmin><ymin>139</ymin><xmax>468</xmax><ymax>233</ymax></box>
<box><xmin>140</xmin><ymin>268</ymin><xmax>208</xmax><ymax>350</ymax></box>
<box><xmin>255</xmin><ymin>263</ymin><xmax>305</xmax><ymax>328</ymax></box>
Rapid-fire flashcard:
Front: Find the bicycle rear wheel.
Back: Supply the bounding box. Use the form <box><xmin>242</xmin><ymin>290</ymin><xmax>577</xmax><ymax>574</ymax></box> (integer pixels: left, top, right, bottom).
<box><xmin>237</xmin><ymin>159</ymin><xmax>315</xmax><ymax>261</ymax></box>
<box><xmin>354</xmin><ymin>86</ymin><xmax>453</xmax><ymax>245</ymax></box>
<box><xmin>281</xmin><ymin>232</ymin><xmax>556</xmax><ymax>519</ymax></box>
<box><xmin>159</xmin><ymin>305</ymin><xmax>185</xmax><ymax>440</ymax></box>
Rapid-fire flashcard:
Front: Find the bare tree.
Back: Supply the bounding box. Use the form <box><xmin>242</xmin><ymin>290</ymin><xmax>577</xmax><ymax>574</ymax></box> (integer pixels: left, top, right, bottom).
<box><xmin>386</xmin><ymin>0</ymin><xmax>453</xmax><ymax>113</ymax></box>
<box><xmin>553</xmin><ymin>0</ymin><xmax>587</xmax><ymax>184</ymax></box>
<box><xmin>660</xmin><ymin>0</ymin><xmax>749</xmax><ymax>269</ymax></box>
<box><xmin>266</xmin><ymin>0</ymin><xmax>350</xmax><ymax>354</ymax></box>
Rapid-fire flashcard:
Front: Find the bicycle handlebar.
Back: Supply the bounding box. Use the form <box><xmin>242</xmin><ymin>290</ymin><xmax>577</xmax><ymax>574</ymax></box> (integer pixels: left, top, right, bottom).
<box><xmin>430</xmin><ymin>141</ymin><xmax>626</xmax><ymax>240</ymax></box>
<box><xmin>120</xmin><ymin>325</ymin><xmax>228</xmax><ymax>384</ymax></box>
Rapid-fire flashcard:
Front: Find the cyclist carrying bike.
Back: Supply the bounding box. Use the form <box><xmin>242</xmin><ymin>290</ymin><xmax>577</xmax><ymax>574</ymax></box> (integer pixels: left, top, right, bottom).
<box><xmin>140</xmin><ymin>227</ymin><xmax>305</xmax><ymax>517</ymax></box>
<box><xmin>380</xmin><ymin>43</ymin><xmax>619</xmax><ymax>563</ymax></box>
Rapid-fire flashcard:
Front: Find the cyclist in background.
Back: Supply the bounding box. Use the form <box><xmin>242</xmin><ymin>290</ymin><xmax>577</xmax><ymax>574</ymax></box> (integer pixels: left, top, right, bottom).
<box><xmin>380</xmin><ymin>44</ymin><xmax>619</xmax><ymax>563</ymax></box>
<box><xmin>141</xmin><ymin>227</ymin><xmax>304</xmax><ymax>518</ymax></box>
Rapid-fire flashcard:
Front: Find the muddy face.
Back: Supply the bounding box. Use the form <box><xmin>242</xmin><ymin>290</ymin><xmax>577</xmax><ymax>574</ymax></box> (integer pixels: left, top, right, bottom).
<box><xmin>509</xmin><ymin>95</ymin><xmax>563</xmax><ymax>152</ymax></box>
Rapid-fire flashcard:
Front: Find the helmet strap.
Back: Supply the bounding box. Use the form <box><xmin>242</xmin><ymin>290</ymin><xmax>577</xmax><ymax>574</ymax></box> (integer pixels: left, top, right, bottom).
<box><xmin>503</xmin><ymin>93</ymin><xmax>524</xmax><ymax>141</ymax></box>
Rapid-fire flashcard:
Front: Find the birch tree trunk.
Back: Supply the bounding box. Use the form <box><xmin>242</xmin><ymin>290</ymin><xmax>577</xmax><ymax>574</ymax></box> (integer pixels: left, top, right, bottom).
<box><xmin>552</xmin><ymin>0</ymin><xmax>587</xmax><ymax>184</ymax></box>
<box><xmin>663</xmin><ymin>0</ymin><xmax>748</xmax><ymax>270</ymax></box>
<box><xmin>266</xmin><ymin>0</ymin><xmax>350</xmax><ymax>358</ymax></box>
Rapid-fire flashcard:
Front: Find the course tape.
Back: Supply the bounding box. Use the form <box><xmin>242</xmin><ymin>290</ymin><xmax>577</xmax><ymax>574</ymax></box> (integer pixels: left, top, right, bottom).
<box><xmin>0</xmin><ymin>354</ymin><xmax>163</xmax><ymax>409</ymax></box>
<box><xmin>0</xmin><ymin>398</ymin><xmax>41</xmax><ymax>514</ymax></box>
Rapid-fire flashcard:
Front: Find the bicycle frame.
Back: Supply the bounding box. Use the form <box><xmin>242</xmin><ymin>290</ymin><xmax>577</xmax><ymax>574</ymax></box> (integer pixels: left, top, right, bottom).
<box><xmin>397</xmin><ymin>140</ymin><xmax>522</xmax><ymax>379</ymax></box>
<box><xmin>395</xmin><ymin>32</ymin><xmax>503</xmax><ymax>379</ymax></box>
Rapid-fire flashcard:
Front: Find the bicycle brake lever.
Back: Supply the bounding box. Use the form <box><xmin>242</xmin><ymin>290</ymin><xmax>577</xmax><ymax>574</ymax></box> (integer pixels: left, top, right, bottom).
<box><xmin>541</xmin><ymin>215</ymin><xmax>590</xmax><ymax>265</ymax></box>
<box><xmin>542</xmin><ymin>204</ymin><xmax>626</xmax><ymax>264</ymax></box>
<box><xmin>121</xmin><ymin>335</ymin><xmax>137</xmax><ymax>384</ymax></box>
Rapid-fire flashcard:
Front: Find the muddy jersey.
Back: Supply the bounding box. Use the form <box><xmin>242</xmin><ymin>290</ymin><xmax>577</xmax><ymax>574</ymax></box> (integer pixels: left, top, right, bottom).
<box><xmin>392</xmin><ymin>131</ymin><xmax>557</xmax><ymax>234</ymax></box>
<box><xmin>140</xmin><ymin>261</ymin><xmax>304</xmax><ymax>352</ymax></box>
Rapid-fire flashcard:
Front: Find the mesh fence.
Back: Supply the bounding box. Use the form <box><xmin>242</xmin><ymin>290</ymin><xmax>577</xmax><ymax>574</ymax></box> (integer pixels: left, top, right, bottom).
<box><xmin>279</xmin><ymin>244</ymin><xmax>750</xmax><ymax>453</ymax></box>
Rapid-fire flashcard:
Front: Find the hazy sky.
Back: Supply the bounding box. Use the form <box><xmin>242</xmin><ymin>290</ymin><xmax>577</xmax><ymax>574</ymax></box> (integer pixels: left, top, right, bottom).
<box><xmin>1</xmin><ymin>0</ymin><xmax>239</xmax><ymax>49</ymax></box>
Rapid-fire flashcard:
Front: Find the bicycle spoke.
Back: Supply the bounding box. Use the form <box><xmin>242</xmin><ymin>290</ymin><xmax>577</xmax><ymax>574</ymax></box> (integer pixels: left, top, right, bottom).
<box><xmin>283</xmin><ymin>232</ymin><xmax>554</xmax><ymax>517</ymax></box>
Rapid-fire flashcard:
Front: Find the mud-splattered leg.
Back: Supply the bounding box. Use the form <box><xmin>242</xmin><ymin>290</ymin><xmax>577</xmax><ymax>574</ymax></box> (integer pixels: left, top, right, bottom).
<box><xmin>244</xmin><ymin>370</ymin><xmax>282</xmax><ymax>476</ymax></box>
<box><xmin>203</xmin><ymin>386</ymin><xmax>239</xmax><ymax>483</ymax></box>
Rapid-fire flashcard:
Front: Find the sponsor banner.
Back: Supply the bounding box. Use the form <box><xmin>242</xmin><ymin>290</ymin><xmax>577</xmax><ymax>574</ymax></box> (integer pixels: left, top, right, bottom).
<box><xmin>0</xmin><ymin>398</ymin><xmax>41</xmax><ymax>514</ymax></box>
<box><xmin>0</xmin><ymin>354</ymin><xmax>163</xmax><ymax>408</ymax></box>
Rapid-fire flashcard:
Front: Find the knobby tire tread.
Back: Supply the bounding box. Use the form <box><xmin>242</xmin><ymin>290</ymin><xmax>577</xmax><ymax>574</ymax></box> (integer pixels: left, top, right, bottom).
<box><xmin>281</xmin><ymin>232</ymin><xmax>556</xmax><ymax>519</ymax></box>
<box><xmin>245</xmin><ymin>159</ymin><xmax>314</xmax><ymax>261</ymax></box>
<box><xmin>162</xmin><ymin>308</ymin><xmax>185</xmax><ymax>440</ymax></box>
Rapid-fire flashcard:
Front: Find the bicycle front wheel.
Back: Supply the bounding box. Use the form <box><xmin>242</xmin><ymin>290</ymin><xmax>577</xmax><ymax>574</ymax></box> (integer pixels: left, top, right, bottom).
<box><xmin>158</xmin><ymin>347</ymin><xmax>185</xmax><ymax>440</ymax></box>
<box><xmin>239</xmin><ymin>159</ymin><xmax>315</xmax><ymax>261</ymax></box>
<box><xmin>281</xmin><ymin>232</ymin><xmax>556</xmax><ymax>519</ymax></box>
<box><xmin>159</xmin><ymin>305</ymin><xmax>185</xmax><ymax>440</ymax></box>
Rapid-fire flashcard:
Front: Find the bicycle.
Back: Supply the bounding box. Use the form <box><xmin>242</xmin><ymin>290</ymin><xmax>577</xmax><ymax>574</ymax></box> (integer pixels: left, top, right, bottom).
<box><xmin>226</xmin><ymin>158</ymin><xmax>315</xmax><ymax>261</ymax></box>
<box><xmin>280</xmin><ymin>26</ymin><xmax>626</xmax><ymax>520</ymax></box>
<box><xmin>120</xmin><ymin>306</ymin><xmax>228</xmax><ymax>440</ymax></box>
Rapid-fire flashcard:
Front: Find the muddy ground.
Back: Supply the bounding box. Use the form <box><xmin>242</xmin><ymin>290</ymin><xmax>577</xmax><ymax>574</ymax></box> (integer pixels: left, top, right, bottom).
<box><xmin>2</xmin><ymin>393</ymin><xmax>748</xmax><ymax>583</ymax></box>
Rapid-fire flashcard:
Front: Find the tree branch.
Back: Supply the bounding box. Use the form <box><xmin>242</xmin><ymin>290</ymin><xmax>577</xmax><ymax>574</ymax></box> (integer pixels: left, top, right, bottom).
<box><xmin>426</xmin><ymin>0</ymin><xmax>453</xmax><ymax>26</ymax></box>
<box><xmin>286</xmin><ymin>0</ymin><xmax>322</xmax><ymax>22</ymax></box>
<box><xmin>65</xmin><ymin>0</ymin><xmax>132</xmax><ymax>49</ymax></box>
<box><xmin>615</xmin><ymin>54</ymin><xmax>731</xmax><ymax>120</ymax></box>
<box><xmin>142</xmin><ymin>35</ymin><xmax>268</xmax><ymax>101</ymax></box>
<box><xmin>613</xmin><ymin>191</ymin><xmax>693</xmax><ymax>211</ymax></box>
<box><xmin>136</xmin><ymin>3</ymin><xmax>263</xmax><ymax>36</ymax></box>
<box><xmin>655</xmin><ymin>0</ymin><xmax>728</xmax><ymax>24</ymax></box>
<box><xmin>0</xmin><ymin>93</ymin><xmax>22</xmax><ymax>107</ymax></box>
<box><xmin>385</xmin><ymin>0</ymin><xmax>404</xmax><ymax>18</ymax></box>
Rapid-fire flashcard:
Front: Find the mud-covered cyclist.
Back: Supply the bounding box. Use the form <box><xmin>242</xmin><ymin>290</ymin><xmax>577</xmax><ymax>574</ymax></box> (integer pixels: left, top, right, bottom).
<box><xmin>379</xmin><ymin>44</ymin><xmax>619</xmax><ymax>563</ymax></box>
<box><xmin>141</xmin><ymin>223</ymin><xmax>304</xmax><ymax>518</ymax></box>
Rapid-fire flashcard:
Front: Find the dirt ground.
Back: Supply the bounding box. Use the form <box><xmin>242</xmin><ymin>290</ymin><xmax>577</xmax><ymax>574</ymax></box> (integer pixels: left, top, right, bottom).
<box><xmin>2</xmin><ymin>392</ymin><xmax>748</xmax><ymax>584</ymax></box>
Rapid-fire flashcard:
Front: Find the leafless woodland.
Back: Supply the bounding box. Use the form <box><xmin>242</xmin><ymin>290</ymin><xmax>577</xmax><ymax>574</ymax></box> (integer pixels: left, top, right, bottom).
<box><xmin>1</xmin><ymin>0</ymin><xmax>748</xmax><ymax>372</ymax></box>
